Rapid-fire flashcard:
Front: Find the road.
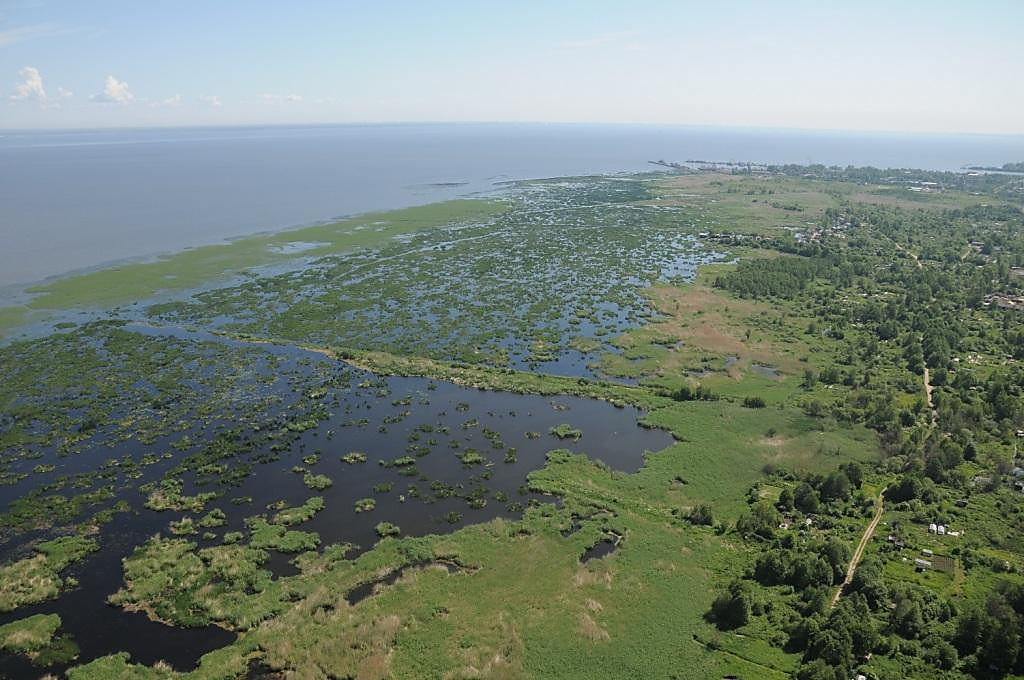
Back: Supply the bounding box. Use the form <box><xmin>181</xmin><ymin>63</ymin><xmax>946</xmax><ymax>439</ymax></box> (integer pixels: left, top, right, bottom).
<box><xmin>923</xmin><ymin>367</ymin><xmax>938</xmax><ymax>426</ymax></box>
<box><xmin>831</xmin><ymin>487</ymin><xmax>886</xmax><ymax>609</ymax></box>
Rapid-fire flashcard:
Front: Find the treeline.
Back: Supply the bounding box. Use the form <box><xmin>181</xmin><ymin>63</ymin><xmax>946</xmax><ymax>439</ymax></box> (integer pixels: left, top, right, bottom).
<box><xmin>769</xmin><ymin>163</ymin><xmax>1024</xmax><ymax>197</ymax></box>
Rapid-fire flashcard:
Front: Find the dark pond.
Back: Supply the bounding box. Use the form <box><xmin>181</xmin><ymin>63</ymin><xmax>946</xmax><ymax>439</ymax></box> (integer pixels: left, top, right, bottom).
<box><xmin>580</xmin><ymin>535</ymin><xmax>620</xmax><ymax>563</ymax></box>
<box><xmin>0</xmin><ymin>326</ymin><xmax>672</xmax><ymax>677</ymax></box>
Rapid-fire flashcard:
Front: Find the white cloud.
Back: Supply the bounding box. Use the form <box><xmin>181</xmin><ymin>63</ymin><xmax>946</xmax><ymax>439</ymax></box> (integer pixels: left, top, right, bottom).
<box><xmin>10</xmin><ymin>65</ymin><xmax>45</xmax><ymax>101</ymax></box>
<box><xmin>199</xmin><ymin>94</ymin><xmax>222</xmax><ymax>107</ymax></box>
<box><xmin>261</xmin><ymin>93</ymin><xmax>303</xmax><ymax>103</ymax></box>
<box><xmin>90</xmin><ymin>75</ymin><xmax>134</xmax><ymax>104</ymax></box>
<box><xmin>9</xmin><ymin>66</ymin><xmax>72</xmax><ymax>108</ymax></box>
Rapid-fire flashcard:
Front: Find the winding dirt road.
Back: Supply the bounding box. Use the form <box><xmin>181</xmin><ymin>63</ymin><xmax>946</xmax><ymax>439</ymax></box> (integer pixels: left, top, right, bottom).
<box><xmin>831</xmin><ymin>487</ymin><xmax>886</xmax><ymax>609</ymax></box>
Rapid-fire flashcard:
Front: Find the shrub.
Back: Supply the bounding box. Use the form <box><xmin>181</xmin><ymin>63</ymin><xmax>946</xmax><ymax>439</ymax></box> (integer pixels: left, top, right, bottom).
<box><xmin>743</xmin><ymin>396</ymin><xmax>767</xmax><ymax>409</ymax></box>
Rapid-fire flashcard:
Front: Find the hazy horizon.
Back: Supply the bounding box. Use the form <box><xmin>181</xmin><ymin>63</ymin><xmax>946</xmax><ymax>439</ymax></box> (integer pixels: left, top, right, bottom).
<box><xmin>4</xmin><ymin>120</ymin><xmax>1024</xmax><ymax>140</ymax></box>
<box><xmin>4</xmin><ymin>1</ymin><xmax>1023</xmax><ymax>135</ymax></box>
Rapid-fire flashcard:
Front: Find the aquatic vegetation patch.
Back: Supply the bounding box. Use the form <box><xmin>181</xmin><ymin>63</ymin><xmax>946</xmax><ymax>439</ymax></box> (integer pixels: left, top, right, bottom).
<box><xmin>0</xmin><ymin>536</ymin><xmax>98</xmax><ymax>612</ymax></box>
<box><xmin>0</xmin><ymin>613</ymin><xmax>61</xmax><ymax>654</ymax></box>
<box><xmin>144</xmin><ymin>480</ymin><xmax>219</xmax><ymax>513</ymax></box>
<box><xmin>245</xmin><ymin>518</ymin><xmax>320</xmax><ymax>554</ymax></box>
<box><xmin>341</xmin><ymin>451</ymin><xmax>368</xmax><ymax>464</ymax></box>
<box><xmin>301</xmin><ymin>472</ymin><xmax>332</xmax><ymax>490</ymax></box>
<box><xmin>549</xmin><ymin>424</ymin><xmax>583</xmax><ymax>441</ymax></box>
<box><xmin>354</xmin><ymin>498</ymin><xmax>377</xmax><ymax>513</ymax></box>
<box><xmin>375</xmin><ymin>522</ymin><xmax>401</xmax><ymax>538</ymax></box>
<box><xmin>271</xmin><ymin>497</ymin><xmax>325</xmax><ymax>526</ymax></box>
<box><xmin>110</xmin><ymin>536</ymin><xmax>287</xmax><ymax>630</ymax></box>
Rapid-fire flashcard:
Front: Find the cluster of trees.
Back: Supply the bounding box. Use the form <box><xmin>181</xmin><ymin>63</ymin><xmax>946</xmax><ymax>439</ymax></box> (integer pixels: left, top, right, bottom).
<box><xmin>753</xmin><ymin>537</ymin><xmax>849</xmax><ymax>588</ymax></box>
<box><xmin>953</xmin><ymin>581</ymin><xmax>1024</xmax><ymax>675</ymax></box>
<box><xmin>731</xmin><ymin>463</ymin><xmax>868</xmax><ymax>541</ymax></box>
<box><xmin>714</xmin><ymin>256</ymin><xmax>833</xmax><ymax>300</ymax></box>
<box><xmin>776</xmin><ymin>462</ymin><xmax>864</xmax><ymax>515</ymax></box>
<box><xmin>666</xmin><ymin>384</ymin><xmax>718</xmax><ymax>402</ymax></box>
<box><xmin>936</xmin><ymin>367</ymin><xmax>1024</xmax><ymax>439</ymax></box>
<box><xmin>967</xmin><ymin>161</ymin><xmax>1024</xmax><ymax>173</ymax></box>
<box><xmin>884</xmin><ymin>473</ymin><xmax>940</xmax><ymax>504</ymax></box>
<box><xmin>794</xmin><ymin>201</ymin><xmax>1020</xmax><ymax>456</ymax></box>
<box><xmin>789</xmin><ymin>582</ymin><xmax>961</xmax><ymax>680</ymax></box>
<box><xmin>713</xmin><ymin>461</ymin><xmax>1024</xmax><ymax>678</ymax></box>
<box><xmin>794</xmin><ymin>557</ymin><xmax>1024</xmax><ymax>678</ymax></box>
<box><xmin>771</xmin><ymin>163</ymin><xmax>1023</xmax><ymax>196</ymax></box>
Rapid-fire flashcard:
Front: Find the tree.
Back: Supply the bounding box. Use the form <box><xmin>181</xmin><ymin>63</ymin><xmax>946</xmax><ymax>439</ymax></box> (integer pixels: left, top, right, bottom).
<box><xmin>953</xmin><ymin>605</ymin><xmax>985</xmax><ymax>655</ymax></box>
<box><xmin>820</xmin><ymin>471</ymin><xmax>852</xmax><ymax>502</ymax></box>
<box><xmin>837</xmin><ymin>594</ymin><xmax>878</xmax><ymax>657</ymax></box>
<box><xmin>794</xmin><ymin>482</ymin><xmax>821</xmax><ymax>513</ymax></box>
<box><xmin>791</xmin><ymin>555</ymin><xmax>834</xmax><ymax>589</ymax></box>
<box><xmin>885</xmin><ymin>475</ymin><xmax>923</xmax><ymax>503</ymax></box>
<box><xmin>795</xmin><ymin>659</ymin><xmax>840</xmax><ymax>680</ymax></box>
<box><xmin>709</xmin><ymin>580</ymin><xmax>752</xmax><ymax>630</ymax></box>
<box><xmin>736</xmin><ymin>502</ymin><xmax>781</xmax><ymax>539</ymax></box>
<box><xmin>890</xmin><ymin>595</ymin><xmax>925</xmax><ymax>639</ymax></box>
<box><xmin>841</xmin><ymin>461</ymin><xmax>864</xmax><ymax>488</ymax></box>
<box><xmin>977</xmin><ymin>597</ymin><xmax>1023</xmax><ymax>675</ymax></box>
<box><xmin>822</xmin><ymin>538</ymin><xmax>851</xmax><ymax>585</ymax></box>
<box><xmin>754</xmin><ymin>550</ymin><xmax>791</xmax><ymax>585</ymax></box>
<box><xmin>923</xmin><ymin>635</ymin><xmax>958</xmax><ymax>670</ymax></box>
<box><xmin>806</xmin><ymin>626</ymin><xmax>853</xmax><ymax>674</ymax></box>
<box><xmin>848</xmin><ymin>558</ymin><xmax>888</xmax><ymax>610</ymax></box>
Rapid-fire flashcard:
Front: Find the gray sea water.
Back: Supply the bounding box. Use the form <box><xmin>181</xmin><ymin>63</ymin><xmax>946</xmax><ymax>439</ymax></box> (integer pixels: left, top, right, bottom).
<box><xmin>1</xmin><ymin>122</ymin><xmax>1022</xmax><ymax>288</ymax></box>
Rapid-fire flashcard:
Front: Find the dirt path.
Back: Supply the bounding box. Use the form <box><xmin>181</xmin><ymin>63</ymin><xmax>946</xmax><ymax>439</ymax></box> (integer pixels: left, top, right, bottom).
<box><xmin>831</xmin><ymin>487</ymin><xmax>886</xmax><ymax>609</ymax></box>
<box><xmin>923</xmin><ymin>367</ymin><xmax>938</xmax><ymax>425</ymax></box>
<box><xmin>894</xmin><ymin>242</ymin><xmax>924</xmax><ymax>270</ymax></box>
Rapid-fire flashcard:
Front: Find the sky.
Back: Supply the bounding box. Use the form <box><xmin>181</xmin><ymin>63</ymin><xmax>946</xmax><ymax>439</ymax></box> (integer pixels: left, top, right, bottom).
<box><xmin>2</xmin><ymin>0</ymin><xmax>1023</xmax><ymax>134</ymax></box>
